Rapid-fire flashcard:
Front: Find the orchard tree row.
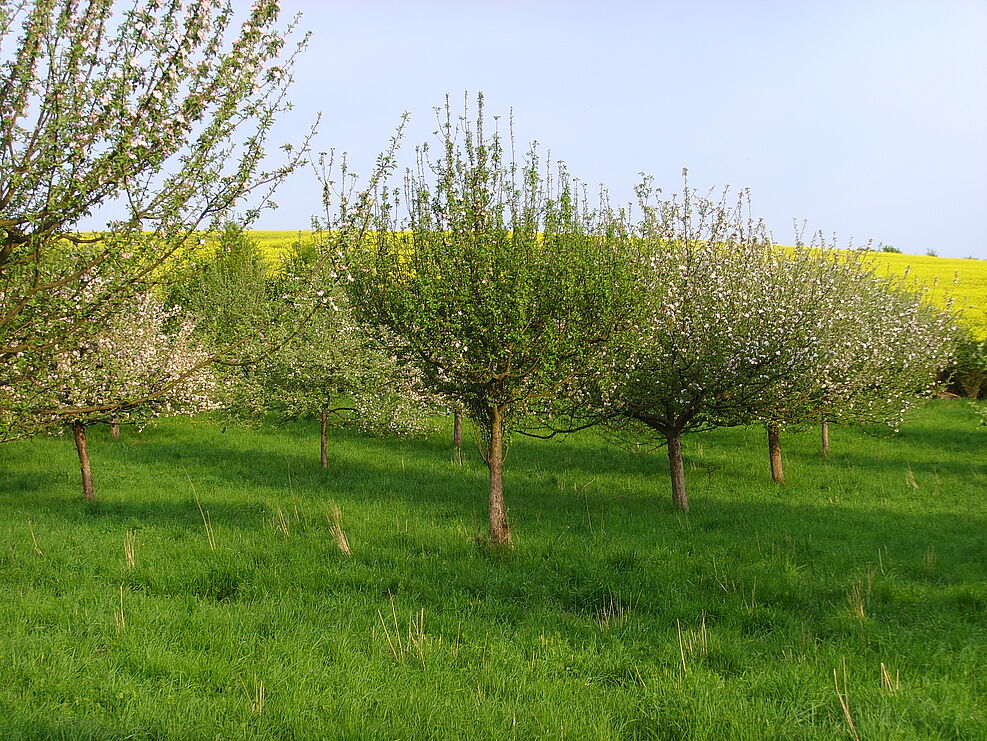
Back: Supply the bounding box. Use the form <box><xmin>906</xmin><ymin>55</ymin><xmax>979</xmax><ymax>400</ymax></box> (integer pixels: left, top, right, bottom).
<box><xmin>0</xmin><ymin>3</ymin><xmax>958</xmax><ymax>547</ymax></box>
<box><xmin>322</xmin><ymin>97</ymin><xmax>956</xmax><ymax>547</ymax></box>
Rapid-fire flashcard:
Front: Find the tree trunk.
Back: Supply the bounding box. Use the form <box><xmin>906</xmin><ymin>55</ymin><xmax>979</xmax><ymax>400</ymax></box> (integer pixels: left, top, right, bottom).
<box><xmin>959</xmin><ymin>375</ymin><xmax>983</xmax><ymax>399</ymax></box>
<box><xmin>768</xmin><ymin>423</ymin><xmax>784</xmax><ymax>484</ymax></box>
<box><xmin>821</xmin><ymin>421</ymin><xmax>830</xmax><ymax>458</ymax></box>
<box><xmin>667</xmin><ymin>432</ymin><xmax>689</xmax><ymax>512</ymax></box>
<box><xmin>110</xmin><ymin>422</ymin><xmax>120</xmax><ymax>440</ymax></box>
<box><xmin>320</xmin><ymin>409</ymin><xmax>329</xmax><ymax>470</ymax></box>
<box><xmin>72</xmin><ymin>421</ymin><xmax>94</xmax><ymax>501</ymax></box>
<box><xmin>452</xmin><ymin>408</ymin><xmax>463</xmax><ymax>465</ymax></box>
<box><xmin>486</xmin><ymin>406</ymin><xmax>512</xmax><ymax>548</ymax></box>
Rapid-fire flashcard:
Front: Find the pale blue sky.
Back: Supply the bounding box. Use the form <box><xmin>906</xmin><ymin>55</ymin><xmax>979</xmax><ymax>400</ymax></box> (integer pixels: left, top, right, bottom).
<box><xmin>258</xmin><ymin>0</ymin><xmax>986</xmax><ymax>258</ymax></box>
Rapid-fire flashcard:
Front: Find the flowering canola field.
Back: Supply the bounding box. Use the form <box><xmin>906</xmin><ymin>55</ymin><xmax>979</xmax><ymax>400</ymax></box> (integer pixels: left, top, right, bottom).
<box><xmin>245</xmin><ymin>231</ymin><xmax>987</xmax><ymax>337</ymax></box>
<box><xmin>863</xmin><ymin>252</ymin><xmax>987</xmax><ymax>337</ymax></box>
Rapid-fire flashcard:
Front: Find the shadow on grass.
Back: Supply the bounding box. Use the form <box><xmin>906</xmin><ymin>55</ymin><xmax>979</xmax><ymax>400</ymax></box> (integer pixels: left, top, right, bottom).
<box><xmin>6</xmin><ymin>409</ymin><xmax>985</xmax><ymax>573</ymax></box>
<box><xmin>3</xmin><ymin>432</ymin><xmax>985</xmax><ymax>668</ymax></box>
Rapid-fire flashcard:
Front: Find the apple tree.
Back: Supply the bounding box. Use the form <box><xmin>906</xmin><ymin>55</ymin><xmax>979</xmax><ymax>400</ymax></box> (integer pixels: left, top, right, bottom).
<box><xmin>330</xmin><ymin>98</ymin><xmax>637</xmax><ymax>547</ymax></box>
<box><xmin>0</xmin><ymin>0</ymin><xmax>310</xmax><ymax>438</ymax></box>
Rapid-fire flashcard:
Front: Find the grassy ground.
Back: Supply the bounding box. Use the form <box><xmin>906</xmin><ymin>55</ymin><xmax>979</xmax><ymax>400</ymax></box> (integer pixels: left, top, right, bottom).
<box><xmin>1</xmin><ymin>402</ymin><xmax>984</xmax><ymax>739</ymax></box>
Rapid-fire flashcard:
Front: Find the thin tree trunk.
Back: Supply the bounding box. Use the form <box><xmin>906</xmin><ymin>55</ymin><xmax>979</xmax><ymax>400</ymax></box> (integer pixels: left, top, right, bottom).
<box><xmin>452</xmin><ymin>408</ymin><xmax>463</xmax><ymax>465</ymax></box>
<box><xmin>72</xmin><ymin>421</ymin><xmax>94</xmax><ymax>501</ymax></box>
<box><xmin>110</xmin><ymin>422</ymin><xmax>120</xmax><ymax>440</ymax></box>
<box><xmin>821</xmin><ymin>421</ymin><xmax>830</xmax><ymax>458</ymax></box>
<box><xmin>768</xmin><ymin>423</ymin><xmax>784</xmax><ymax>484</ymax></box>
<box><xmin>486</xmin><ymin>406</ymin><xmax>512</xmax><ymax>548</ymax></box>
<box><xmin>320</xmin><ymin>409</ymin><xmax>329</xmax><ymax>470</ymax></box>
<box><xmin>667</xmin><ymin>432</ymin><xmax>689</xmax><ymax>512</ymax></box>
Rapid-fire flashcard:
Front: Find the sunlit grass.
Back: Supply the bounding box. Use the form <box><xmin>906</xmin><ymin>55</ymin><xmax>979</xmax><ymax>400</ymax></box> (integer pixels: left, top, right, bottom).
<box><xmin>0</xmin><ymin>401</ymin><xmax>984</xmax><ymax>739</ymax></box>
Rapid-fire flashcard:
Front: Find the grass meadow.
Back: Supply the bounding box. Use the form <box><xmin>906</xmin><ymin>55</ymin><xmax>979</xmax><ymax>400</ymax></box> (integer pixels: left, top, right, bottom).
<box><xmin>0</xmin><ymin>401</ymin><xmax>984</xmax><ymax>739</ymax></box>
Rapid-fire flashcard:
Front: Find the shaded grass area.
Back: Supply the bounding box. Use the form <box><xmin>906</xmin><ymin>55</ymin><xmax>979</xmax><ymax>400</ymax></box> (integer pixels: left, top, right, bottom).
<box><xmin>0</xmin><ymin>402</ymin><xmax>984</xmax><ymax>739</ymax></box>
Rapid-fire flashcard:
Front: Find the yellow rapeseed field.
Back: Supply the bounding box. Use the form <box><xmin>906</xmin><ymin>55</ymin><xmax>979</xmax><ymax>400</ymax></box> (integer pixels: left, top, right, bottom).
<box><xmin>245</xmin><ymin>230</ymin><xmax>318</xmax><ymax>257</ymax></box>
<box><xmin>864</xmin><ymin>251</ymin><xmax>987</xmax><ymax>338</ymax></box>
<box><xmin>243</xmin><ymin>231</ymin><xmax>987</xmax><ymax>337</ymax></box>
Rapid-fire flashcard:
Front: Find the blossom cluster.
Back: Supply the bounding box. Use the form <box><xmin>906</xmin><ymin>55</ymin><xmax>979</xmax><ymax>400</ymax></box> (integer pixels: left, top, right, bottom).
<box><xmin>47</xmin><ymin>289</ymin><xmax>218</xmax><ymax>429</ymax></box>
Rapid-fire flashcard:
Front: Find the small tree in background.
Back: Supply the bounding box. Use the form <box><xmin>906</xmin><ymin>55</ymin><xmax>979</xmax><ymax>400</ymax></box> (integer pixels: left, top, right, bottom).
<box><xmin>762</xmin><ymin>249</ymin><xmax>958</xmax><ymax>478</ymax></box>
<box><xmin>948</xmin><ymin>330</ymin><xmax>987</xmax><ymax>400</ymax></box>
<box><xmin>50</xmin><ymin>290</ymin><xmax>216</xmax><ymax>499</ymax></box>
<box><xmin>230</xmin><ymin>244</ymin><xmax>435</xmax><ymax>468</ymax></box>
<box><xmin>173</xmin><ymin>228</ymin><xmax>432</xmax><ymax>467</ymax></box>
<box><xmin>165</xmin><ymin>221</ymin><xmax>276</xmax><ymax>390</ymax></box>
<box><xmin>329</xmin><ymin>97</ymin><xmax>637</xmax><ymax>547</ymax></box>
<box><xmin>0</xmin><ymin>0</ymin><xmax>310</xmax><ymax>438</ymax></box>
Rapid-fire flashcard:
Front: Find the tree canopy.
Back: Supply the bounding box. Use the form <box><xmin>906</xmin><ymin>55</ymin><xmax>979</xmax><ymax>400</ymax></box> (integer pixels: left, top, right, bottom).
<box><xmin>330</xmin><ymin>97</ymin><xmax>638</xmax><ymax>546</ymax></box>
<box><xmin>0</xmin><ymin>0</ymin><xmax>310</xmax><ymax>438</ymax></box>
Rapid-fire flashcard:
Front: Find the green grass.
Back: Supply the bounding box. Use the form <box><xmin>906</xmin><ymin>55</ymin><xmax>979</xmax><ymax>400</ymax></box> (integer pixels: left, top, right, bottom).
<box><xmin>1</xmin><ymin>402</ymin><xmax>984</xmax><ymax>739</ymax></box>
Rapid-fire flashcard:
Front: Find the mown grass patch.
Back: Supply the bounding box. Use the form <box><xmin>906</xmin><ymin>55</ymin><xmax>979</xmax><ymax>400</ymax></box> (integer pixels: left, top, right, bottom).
<box><xmin>0</xmin><ymin>402</ymin><xmax>984</xmax><ymax>739</ymax></box>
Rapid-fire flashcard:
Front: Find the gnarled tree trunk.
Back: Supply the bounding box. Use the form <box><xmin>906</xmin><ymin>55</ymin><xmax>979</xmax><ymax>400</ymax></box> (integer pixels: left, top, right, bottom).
<box><xmin>667</xmin><ymin>432</ymin><xmax>689</xmax><ymax>512</ymax></box>
<box><xmin>821</xmin><ymin>421</ymin><xmax>830</xmax><ymax>457</ymax></box>
<box><xmin>485</xmin><ymin>406</ymin><xmax>512</xmax><ymax>548</ymax></box>
<box><xmin>767</xmin><ymin>423</ymin><xmax>784</xmax><ymax>484</ymax></box>
<box><xmin>110</xmin><ymin>422</ymin><xmax>120</xmax><ymax>440</ymax></box>
<box><xmin>72</xmin><ymin>421</ymin><xmax>94</xmax><ymax>501</ymax></box>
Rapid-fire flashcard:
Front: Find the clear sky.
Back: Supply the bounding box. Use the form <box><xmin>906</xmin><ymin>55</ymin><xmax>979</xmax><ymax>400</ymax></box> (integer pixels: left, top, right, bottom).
<box><xmin>254</xmin><ymin>0</ymin><xmax>986</xmax><ymax>259</ymax></box>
